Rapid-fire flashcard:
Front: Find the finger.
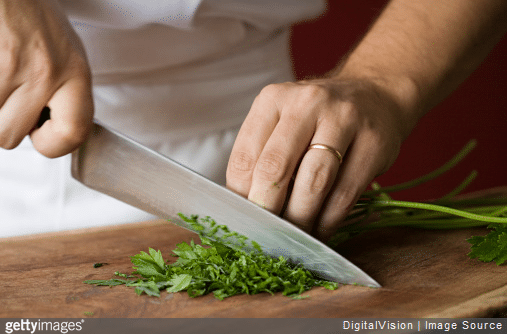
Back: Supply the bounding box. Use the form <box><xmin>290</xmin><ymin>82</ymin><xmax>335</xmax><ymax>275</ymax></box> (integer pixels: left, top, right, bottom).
<box><xmin>30</xmin><ymin>75</ymin><xmax>94</xmax><ymax>158</ymax></box>
<box><xmin>247</xmin><ymin>107</ymin><xmax>316</xmax><ymax>214</ymax></box>
<box><xmin>0</xmin><ymin>83</ymin><xmax>48</xmax><ymax>149</ymax></box>
<box><xmin>226</xmin><ymin>85</ymin><xmax>284</xmax><ymax>197</ymax></box>
<box><xmin>283</xmin><ymin>115</ymin><xmax>355</xmax><ymax>233</ymax></box>
<box><xmin>314</xmin><ymin>135</ymin><xmax>389</xmax><ymax>241</ymax></box>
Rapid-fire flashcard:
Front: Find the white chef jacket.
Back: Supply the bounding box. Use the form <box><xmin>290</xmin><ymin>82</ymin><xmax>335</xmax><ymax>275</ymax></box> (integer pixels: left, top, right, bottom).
<box><xmin>0</xmin><ymin>0</ymin><xmax>325</xmax><ymax>237</ymax></box>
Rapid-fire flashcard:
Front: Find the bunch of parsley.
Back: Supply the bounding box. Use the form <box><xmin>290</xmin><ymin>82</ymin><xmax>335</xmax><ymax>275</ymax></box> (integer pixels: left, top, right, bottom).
<box><xmin>330</xmin><ymin>140</ymin><xmax>507</xmax><ymax>265</ymax></box>
<box><xmin>85</xmin><ymin>215</ymin><xmax>338</xmax><ymax>300</ymax></box>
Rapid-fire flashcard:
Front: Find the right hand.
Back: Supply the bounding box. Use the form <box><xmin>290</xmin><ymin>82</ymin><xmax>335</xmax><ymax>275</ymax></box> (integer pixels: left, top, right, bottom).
<box><xmin>0</xmin><ymin>0</ymin><xmax>94</xmax><ymax>158</ymax></box>
<box><xmin>226</xmin><ymin>78</ymin><xmax>412</xmax><ymax>241</ymax></box>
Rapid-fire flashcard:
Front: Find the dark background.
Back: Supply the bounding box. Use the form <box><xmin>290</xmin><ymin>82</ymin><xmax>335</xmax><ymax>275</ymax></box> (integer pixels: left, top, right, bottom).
<box><xmin>290</xmin><ymin>0</ymin><xmax>507</xmax><ymax>201</ymax></box>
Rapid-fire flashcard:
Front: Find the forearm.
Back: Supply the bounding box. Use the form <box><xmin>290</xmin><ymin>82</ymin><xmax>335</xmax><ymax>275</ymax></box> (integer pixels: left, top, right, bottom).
<box><xmin>333</xmin><ymin>0</ymin><xmax>507</xmax><ymax>136</ymax></box>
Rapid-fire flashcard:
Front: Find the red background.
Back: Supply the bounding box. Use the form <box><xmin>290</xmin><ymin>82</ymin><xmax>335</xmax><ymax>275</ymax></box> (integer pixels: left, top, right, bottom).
<box><xmin>290</xmin><ymin>0</ymin><xmax>507</xmax><ymax>201</ymax></box>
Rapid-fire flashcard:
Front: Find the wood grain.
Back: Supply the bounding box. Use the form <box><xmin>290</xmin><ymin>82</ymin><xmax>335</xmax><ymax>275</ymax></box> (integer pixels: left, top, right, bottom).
<box><xmin>2</xmin><ymin>212</ymin><xmax>507</xmax><ymax>318</ymax></box>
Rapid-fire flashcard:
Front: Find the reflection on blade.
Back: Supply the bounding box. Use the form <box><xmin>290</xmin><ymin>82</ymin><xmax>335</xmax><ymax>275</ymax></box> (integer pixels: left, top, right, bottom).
<box><xmin>71</xmin><ymin>121</ymin><xmax>381</xmax><ymax>287</ymax></box>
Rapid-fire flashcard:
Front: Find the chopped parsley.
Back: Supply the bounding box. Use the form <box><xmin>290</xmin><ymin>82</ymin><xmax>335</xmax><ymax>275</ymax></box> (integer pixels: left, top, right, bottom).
<box><xmin>84</xmin><ymin>214</ymin><xmax>338</xmax><ymax>300</ymax></box>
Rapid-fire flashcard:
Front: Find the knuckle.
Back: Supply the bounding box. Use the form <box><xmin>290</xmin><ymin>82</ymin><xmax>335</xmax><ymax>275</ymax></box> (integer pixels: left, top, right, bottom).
<box><xmin>333</xmin><ymin>186</ymin><xmax>361</xmax><ymax>212</ymax></box>
<box><xmin>255</xmin><ymin>84</ymin><xmax>278</xmax><ymax>103</ymax></box>
<box><xmin>28</xmin><ymin>48</ymin><xmax>57</xmax><ymax>86</ymax></box>
<box><xmin>358</xmin><ymin>126</ymin><xmax>402</xmax><ymax>175</ymax></box>
<box><xmin>55</xmin><ymin>122</ymin><xmax>90</xmax><ymax>148</ymax></box>
<box><xmin>299</xmin><ymin>84</ymin><xmax>330</xmax><ymax>102</ymax></box>
<box><xmin>336</xmin><ymin>101</ymin><xmax>361</xmax><ymax>126</ymax></box>
<box><xmin>255</xmin><ymin>82</ymin><xmax>292</xmax><ymax>103</ymax></box>
<box><xmin>301</xmin><ymin>163</ymin><xmax>335</xmax><ymax>195</ymax></box>
<box><xmin>0</xmin><ymin>131</ymin><xmax>22</xmax><ymax>150</ymax></box>
<box><xmin>27</xmin><ymin>41</ymin><xmax>91</xmax><ymax>88</ymax></box>
<box><xmin>258</xmin><ymin>83</ymin><xmax>284</xmax><ymax>97</ymax></box>
<box><xmin>0</xmin><ymin>39</ymin><xmax>22</xmax><ymax>80</ymax></box>
<box><xmin>255</xmin><ymin>151</ymin><xmax>290</xmax><ymax>182</ymax></box>
<box><xmin>252</xmin><ymin>86</ymin><xmax>275</xmax><ymax>108</ymax></box>
<box><xmin>66</xmin><ymin>52</ymin><xmax>92</xmax><ymax>80</ymax></box>
<box><xmin>227</xmin><ymin>151</ymin><xmax>256</xmax><ymax>179</ymax></box>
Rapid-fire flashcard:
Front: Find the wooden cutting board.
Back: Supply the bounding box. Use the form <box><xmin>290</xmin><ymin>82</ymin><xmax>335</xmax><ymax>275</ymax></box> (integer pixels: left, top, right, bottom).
<box><xmin>2</xmin><ymin>189</ymin><xmax>507</xmax><ymax>318</ymax></box>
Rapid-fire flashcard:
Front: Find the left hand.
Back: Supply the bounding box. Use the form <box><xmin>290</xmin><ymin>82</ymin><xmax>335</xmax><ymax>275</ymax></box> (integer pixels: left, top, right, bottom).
<box><xmin>226</xmin><ymin>78</ymin><xmax>414</xmax><ymax>241</ymax></box>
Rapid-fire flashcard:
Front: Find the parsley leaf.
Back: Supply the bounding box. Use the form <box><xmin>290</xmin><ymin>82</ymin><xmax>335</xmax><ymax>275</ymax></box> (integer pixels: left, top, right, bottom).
<box><xmin>130</xmin><ymin>249</ymin><xmax>167</xmax><ymax>279</ymax></box>
<box><xmin>467</xmin><ymin>224</ymin><xmax>507</xmax><ymax>265</ymax></box>
<box><xmin>166</xmin><ymin>274</ymin><xmax>193</xmax><ymax>293</ymax></box>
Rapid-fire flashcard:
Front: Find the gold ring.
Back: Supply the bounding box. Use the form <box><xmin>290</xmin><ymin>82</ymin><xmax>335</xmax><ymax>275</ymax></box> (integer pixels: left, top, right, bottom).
<box><xmin>307</xmin><ymin>143</ymin><xmax>343</xmax><ymax>164</ymax></box>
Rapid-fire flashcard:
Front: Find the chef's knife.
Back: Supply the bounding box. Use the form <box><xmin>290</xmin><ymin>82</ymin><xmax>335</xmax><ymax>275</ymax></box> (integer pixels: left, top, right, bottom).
<box><xmin>71</xmin><ymin>121</ymin><xmax>380</xmax><ymax>287</ymax></box>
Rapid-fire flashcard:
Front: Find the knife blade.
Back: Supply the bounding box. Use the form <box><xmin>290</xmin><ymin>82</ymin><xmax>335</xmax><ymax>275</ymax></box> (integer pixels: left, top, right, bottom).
<box><xmin>71</xmin><ymin>121</ymin><xmax>380</xmax><ymax>287</ymax></box>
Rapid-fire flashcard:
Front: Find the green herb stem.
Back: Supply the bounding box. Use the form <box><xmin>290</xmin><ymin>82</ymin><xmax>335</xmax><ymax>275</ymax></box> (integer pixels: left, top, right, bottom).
<box><xmin>436</xmin><ymin>170</ymin><xmax>478</xmax><ymax>201</ymax></box>
<box><xmin>342</xmin><ymin>218</ymin><xmax>491</xmax><ymax>232</ymax></box>
<box><xmin>363</xmin><ymin>140</ymin><xmax>477</xmax><ymax>197</ymax></box>
<box><xmin>373</xmin><ymin>204</ymin><xmax>507</xmax><ymax>219</ymax></box>
<box><xmin>370</xmin><ymin>199</ymin><xmax>507</xmax><ymax>224</ymax></box>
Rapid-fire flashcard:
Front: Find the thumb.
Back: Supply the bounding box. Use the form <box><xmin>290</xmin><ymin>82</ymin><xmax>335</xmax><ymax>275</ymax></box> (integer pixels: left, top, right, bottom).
<box><xmin>30</xmin><ymin>76</ymin><xmax>94</xmax><ymax>158</ymax></box>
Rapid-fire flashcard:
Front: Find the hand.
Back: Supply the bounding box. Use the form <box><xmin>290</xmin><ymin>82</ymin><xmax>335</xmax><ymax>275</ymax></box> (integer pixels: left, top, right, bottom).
<box><xmin>226</xmin><ymin>78</ymin><xmax>414</xmax><ymax>241</ymax></box>
<box><xmin>0</xmin><ymin>0</ymin><xmax>93</xmax><ymax>158</ymax></box>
